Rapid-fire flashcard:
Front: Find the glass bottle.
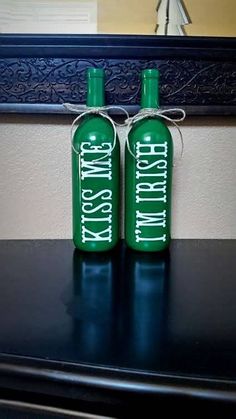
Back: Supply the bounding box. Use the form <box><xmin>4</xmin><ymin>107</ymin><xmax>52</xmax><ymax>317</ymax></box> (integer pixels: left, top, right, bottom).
<box><xmin>125</xmin><ymin>69</ymin><xmax>173</xmax><ymax>252</ymax></box>
<box><xmin>72</xmin><ymin>68</ymin><xmax>120</xmax><ymax>251</ymax></box>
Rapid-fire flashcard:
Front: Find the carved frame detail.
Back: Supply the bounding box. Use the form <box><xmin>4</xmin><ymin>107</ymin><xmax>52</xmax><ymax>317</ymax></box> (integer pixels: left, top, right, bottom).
<box><xmin>0</xmin><ymin>35</ymin><xmax>235</xmax><ymax>115</ymax></box>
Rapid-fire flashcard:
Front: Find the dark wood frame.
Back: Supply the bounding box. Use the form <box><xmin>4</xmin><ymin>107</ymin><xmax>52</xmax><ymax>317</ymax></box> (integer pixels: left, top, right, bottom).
<box><xmin>0</xmin><ymin>34</ymin><xmax>236</xmax><ymax>115</ymax></box>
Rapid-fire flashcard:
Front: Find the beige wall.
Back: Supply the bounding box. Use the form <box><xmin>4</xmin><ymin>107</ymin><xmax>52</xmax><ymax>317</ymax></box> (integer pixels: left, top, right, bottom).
<box><xmin>184</xmin><ymin>0</ymin><xmax>236</xmax><ymax>37</ymax></box>
<box><xmin>98</xmin><ymin>0</ymin><xmax>236</xmax><ymax>36</ymax></box>
<box><xmin>98</xmin><ymin>0</ymin><xmax>157</xmax><ymax>34</ymax></box>
<box><xmin>0</xmin><ymin>115</ymin><xmax>235</xmax><ymax>240</ymax></box>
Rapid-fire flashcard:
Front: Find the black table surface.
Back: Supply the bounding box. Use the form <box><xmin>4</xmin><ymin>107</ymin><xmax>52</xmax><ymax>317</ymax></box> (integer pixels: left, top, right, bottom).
<box><xmin>0</xmin><ymin>239</ymin><xmax>236</xmax><ymax>415</ymax></box>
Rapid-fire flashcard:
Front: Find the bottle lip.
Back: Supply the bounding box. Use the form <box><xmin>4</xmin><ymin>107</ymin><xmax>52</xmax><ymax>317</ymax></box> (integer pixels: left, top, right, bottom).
<box><xmin>87</xmin><ymin>67</ymin><xmax>104</xmax><ymax>78</ymax></box>
<box><xmin>141</xmin><ymin>69</ymin><xmax>159</xmax><ymax>79</ymax></box>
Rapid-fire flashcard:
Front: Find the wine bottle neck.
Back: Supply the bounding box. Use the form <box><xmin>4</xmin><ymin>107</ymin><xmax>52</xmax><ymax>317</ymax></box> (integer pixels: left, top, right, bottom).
<box><xmin>87</xmin><ymin>72</ymin><xmax>105</xmax><ymax>107</ymax></box>
<box><xmin>141</xmin><ymin>77</ymin><xmax>159</xmax><ymax>109</ymax></box>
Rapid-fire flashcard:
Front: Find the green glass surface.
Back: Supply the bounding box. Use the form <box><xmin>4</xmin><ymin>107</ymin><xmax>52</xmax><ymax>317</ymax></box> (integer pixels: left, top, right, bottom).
<box><xmin>141</xmin><ymin>69</ymin><xmax>160</xmax><ymax>109</ymax></box>
<box><xmin>72</xmin><ymin>68</ymin><xmax>120</xmax><ymax>251</ymax></box>
<box><xmin>86</xmin><ymin>68</ymin><xmax>105</xmax><ymax>107</ymax></box>
<box><xmin>125</xmin><ymin>69</ymin><xmax>173</xmax><ymax>252</ymax></box>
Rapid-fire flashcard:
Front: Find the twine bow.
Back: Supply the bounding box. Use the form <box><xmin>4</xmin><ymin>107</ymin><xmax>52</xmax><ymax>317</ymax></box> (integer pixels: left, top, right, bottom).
<box><xmin>125</xmin><ymin>108</ymin><xmax>186</xmax><ymax>165</ymax></box>
<box><xmin>64</xmin><ymin>103</ymin><xmax>186</xmax><ymax>165</ymax></box>
<box><xmin>63</xmin><ymin>103</ymin><xmax>129</xmax><ymax>162</ymax></box>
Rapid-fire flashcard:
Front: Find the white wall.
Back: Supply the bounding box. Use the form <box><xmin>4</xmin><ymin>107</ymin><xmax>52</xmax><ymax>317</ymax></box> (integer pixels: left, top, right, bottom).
<box><xmin>0</xmin><ymin>114</ymin><xmax>235</xmax><ymax>239</ymax></box>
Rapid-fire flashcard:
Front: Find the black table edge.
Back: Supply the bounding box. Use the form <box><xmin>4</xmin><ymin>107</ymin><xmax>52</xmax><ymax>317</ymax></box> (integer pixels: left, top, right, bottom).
<box><xmin>0</xmin><ymin>353</ymin><xmax>235</xmax><ymax>404</ymax></box>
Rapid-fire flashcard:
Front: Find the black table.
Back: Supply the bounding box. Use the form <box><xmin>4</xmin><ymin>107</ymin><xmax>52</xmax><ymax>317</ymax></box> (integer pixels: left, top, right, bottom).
<box><xmin>0</xmin><ymin>240</ymin><xmax>236</xmax><ymax>417</ymax></box>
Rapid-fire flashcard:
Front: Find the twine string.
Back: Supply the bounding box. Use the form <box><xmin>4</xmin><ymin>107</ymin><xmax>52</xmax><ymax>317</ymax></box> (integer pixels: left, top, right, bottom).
<box><xmin>63</xmin><ymin>103</ymin><xmax>129</xmax><ymax>162</ymax></box>
<box><xmin>125</xmin><ymin>108</ymin><xmax>186</xmax><ymax>165</ymax></box>
<box><xmin>64</xmin><ymin>103</ymin><xmax>186</xmax><ymax>166</ymax></box>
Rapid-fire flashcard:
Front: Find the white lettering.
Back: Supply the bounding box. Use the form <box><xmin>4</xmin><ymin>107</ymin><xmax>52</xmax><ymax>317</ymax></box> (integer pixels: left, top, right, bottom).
<box><xmin>135</xmin><ymin>230</ymin><xmax>167</xmax><ymax>243</ymax></box>
<box><xmin>134</xmin><ymin>140</ymin><xmax>169</xmax><ymax>244</ymax></box>
<box><xmin>136</xmin><ymin>170</ymin><xmax>167</xmax><ymax>180</ymax></box>
<box><xmin>81</xmin><ymin>189</ymin><xmax>112</xmax><ymax>201</ymax></box>
<box><xmin>80</xmin><ymin>142</ymin><xmax>112</xmax><ymax>155</ymax></box>
<box><xmin>136</xmin><ymin>211</ymin><xmax>166</xmax><ymax>228</ymax></box>
<box><xmin>82</xmin><ymin>226</ymin><xmax>112</xmax><ymax>243</ymax></box>
<box><xmin>81</xmin><ymin>159</ymin><xmax>112</xmax><ymax>180</ymax></box>
<box><xmin>136</xmin><ymin>142</ymin><xmax>168</xmax><ymax>158</ymax></box>
<box><xmin>81</xmin><ymin>215</ymin><xmax>112</xmax><ymax>224</ymax></box>
<box><xmin>136</xmin><ymin>196</ymin><xmax>167</xmax><ymax>203</ymax></box>
<box><xmin>137</xmin><ymin>159</ymin><xmax>167</xmax><ymax>171</ymax></box>
<box><xmin>82</xmin><ymin>202</ymin><xmax>112</xmax><ymax>214</ymax></box>
<box><xmin>80</xmin><ymin>141</ymin><xmax>113</xmax><ymax>243</ymax></box>
<box><xmin>136</xmin><ymin>181</ymin><xmax>166</xmax><ymax>193</ymax></box>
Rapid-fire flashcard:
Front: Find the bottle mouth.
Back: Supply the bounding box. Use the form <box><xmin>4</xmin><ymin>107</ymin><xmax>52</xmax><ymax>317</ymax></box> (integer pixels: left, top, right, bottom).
<box><xmin>87</xmin><ymin>68</ymin><xmax>104</xmax><ymax>78</ymax></box>
<box><xmin>141</xmin><ymin>69</ymin><xmax>159</xmax><ymax>79</ymax></box>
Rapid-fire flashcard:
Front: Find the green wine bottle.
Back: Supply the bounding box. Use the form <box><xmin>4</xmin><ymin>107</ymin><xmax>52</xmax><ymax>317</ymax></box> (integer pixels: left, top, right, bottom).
<box><xmin>125</xmin><ymin>69</ymin><xmax>173</xmax><ymax>252</ymax></box>
<box><xmin>72</xmin><ymin>68</ymin><xmax>120</xmax><ymax>251</ymax></box>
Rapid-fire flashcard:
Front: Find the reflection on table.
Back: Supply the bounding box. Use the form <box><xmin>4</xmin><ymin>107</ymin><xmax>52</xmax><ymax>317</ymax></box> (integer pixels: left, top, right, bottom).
<box><xmin>69</xmin><ymin>246</ymin><xmax>169</xmax><ymax>370</ymax></box>
<box><xmin>0</xmin><ymin>240</ymin><xmax>236</xmax><ymax>380</ymax></box>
